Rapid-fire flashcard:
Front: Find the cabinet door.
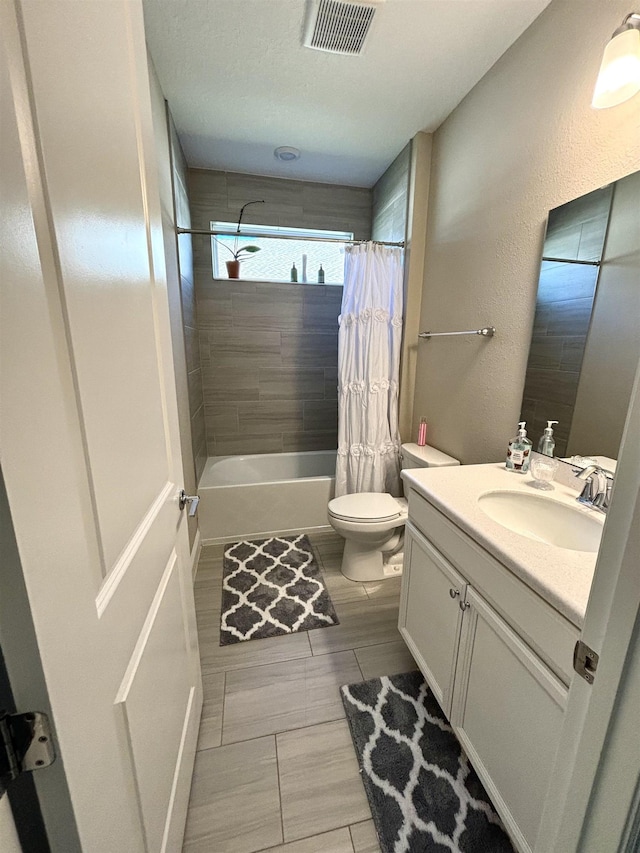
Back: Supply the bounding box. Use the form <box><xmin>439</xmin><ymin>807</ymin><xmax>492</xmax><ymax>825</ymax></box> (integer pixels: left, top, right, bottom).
<box><xmin>398</xmin><ymin>522</ymin><xmax>467</xmax><ymax>717</ymax></box>
<box><xmin>452</xmin><ymin>587</ymin><xmax>568</xmax><ymax>853</ymax></box>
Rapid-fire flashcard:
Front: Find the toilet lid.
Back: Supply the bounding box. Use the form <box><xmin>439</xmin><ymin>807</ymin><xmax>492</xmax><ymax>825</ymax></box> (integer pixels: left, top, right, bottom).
<box><xmin>328</xmin><ymin>492</ymin><xmax>402</xmax><ymax>522</ymax></box>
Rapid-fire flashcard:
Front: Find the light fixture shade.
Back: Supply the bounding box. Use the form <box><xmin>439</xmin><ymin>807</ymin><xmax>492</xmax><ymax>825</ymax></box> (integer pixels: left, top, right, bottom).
<box><xmin>592</xmin><ymin>27</ymin><xmax>640</xmax><ymax>109</ymax></box>
<box><xmin>274</xmin><ymin>146</ymin><xmax>301</xmax><ymax>162</ymax></box>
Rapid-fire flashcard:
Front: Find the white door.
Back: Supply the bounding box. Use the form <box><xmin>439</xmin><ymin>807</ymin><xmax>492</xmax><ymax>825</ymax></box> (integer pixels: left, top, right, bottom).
<box><xmin>0</xmin><ymin>2</ymin><xmax>202</xmax><ymax>852</ymax></box>
<box><xmin>536</xmin><ymin>367</ymin><xmax>640</xmax><ymax>850</ymax></box>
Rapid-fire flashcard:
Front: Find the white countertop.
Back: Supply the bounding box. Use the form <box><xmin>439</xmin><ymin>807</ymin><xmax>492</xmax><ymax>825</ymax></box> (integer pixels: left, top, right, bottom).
<box><xmin>402</xmin><ymin>463</ymin><xmax>604</xmax><ymax>628</ymax></box>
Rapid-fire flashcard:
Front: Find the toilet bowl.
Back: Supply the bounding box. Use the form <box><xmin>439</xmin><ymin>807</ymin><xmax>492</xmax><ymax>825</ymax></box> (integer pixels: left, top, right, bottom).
<box><xmin>328</xmin><ymin>443</ymin><xmax>459</xmax><ymax>582</ymax></box>
<box><xmin>328</xmin><ymin>492</ymin><xmax>409</xmax><ymax>582</ymax></box>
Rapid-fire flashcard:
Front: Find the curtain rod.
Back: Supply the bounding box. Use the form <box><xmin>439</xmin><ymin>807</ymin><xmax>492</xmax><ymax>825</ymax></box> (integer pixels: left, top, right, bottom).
<box><xmin>542</xmin><ymin>256</ymin><xmax>600</xmax><ymax>266</ymax></box>
<box><xmin>176</xmin><ymin>227</ymin><xmax>404</xmax><ymax>248</ymax></box>
<box><xmin>419</xmin><ymin>327</ymin><xmax>495</xmax><ymax>339</ymax></box>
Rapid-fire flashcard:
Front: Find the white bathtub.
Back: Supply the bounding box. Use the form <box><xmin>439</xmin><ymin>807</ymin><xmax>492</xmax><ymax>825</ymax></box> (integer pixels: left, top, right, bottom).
<box><xmin>197</xmin><ymin>450</ymin><xmax>337</xmax><ymax>542</ymax></box>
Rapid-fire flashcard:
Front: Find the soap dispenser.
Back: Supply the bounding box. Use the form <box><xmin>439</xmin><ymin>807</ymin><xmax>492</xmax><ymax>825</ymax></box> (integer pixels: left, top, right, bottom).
<box><xmin>506</xmin><ymin>421</ymin><xmax>532</xmax><ymax>473</ymax></box>
<box><xmin>537</xmin><ymin>420</ymin><xmax>558</xmax><ymax>457</ymax></box>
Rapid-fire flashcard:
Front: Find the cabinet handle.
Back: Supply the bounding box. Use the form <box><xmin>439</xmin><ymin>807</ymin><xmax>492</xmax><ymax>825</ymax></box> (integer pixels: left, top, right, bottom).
<box><xmin>449</xmin><ymin>588</ymin><xmax>460</xmax><ymax>599</ymax></box>
<box><xmin>459</xmin><ymin>600</ymin><xmax>470</xmax><ymax>611</ymax></box>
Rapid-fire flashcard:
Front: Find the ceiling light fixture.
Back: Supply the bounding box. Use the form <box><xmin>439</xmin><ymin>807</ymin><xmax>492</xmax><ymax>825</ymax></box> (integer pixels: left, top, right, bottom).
<box><xmin>592</xmin><ymin>12</ymin><xmax>640</xmax><ymax>108</ymax></box>
<box><xmin>274</xmin><ymin>146</ymin><xmax>301</xmax><ymax>162</ymax></box>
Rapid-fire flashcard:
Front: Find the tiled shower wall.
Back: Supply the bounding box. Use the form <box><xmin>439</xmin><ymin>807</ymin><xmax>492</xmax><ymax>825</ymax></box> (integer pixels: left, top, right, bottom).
<box><xmin>197</xmin><ymin>281</ymin><xmax>343</xmax><ymax>456</ymax></box>
<box><xmin>171</xmin><ymin>128</ymin><xmax>207</xmax><ymax>481</ymax></box>
<box><xmin>371</xmin><ymin>143</ymin><xmax>410</xmax><ymax>244</ymax></box>
<box><xmin>188</xmin><ymin>169</ymin><xmax>372</xmax><ymax>457</ymax></box>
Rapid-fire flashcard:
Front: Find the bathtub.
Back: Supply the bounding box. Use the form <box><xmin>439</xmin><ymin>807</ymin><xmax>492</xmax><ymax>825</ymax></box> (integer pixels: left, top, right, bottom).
<box><xmin>197</xmin><ymin>450</ymin><xmax>337</xmax><ymax>542</ymax></box>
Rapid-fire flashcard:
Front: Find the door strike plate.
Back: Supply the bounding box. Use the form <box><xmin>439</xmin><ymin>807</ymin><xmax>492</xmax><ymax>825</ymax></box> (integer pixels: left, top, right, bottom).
<box><xmin>573</xmin><ymin>640</ymin><xmax>599</xmax><ymax>684</ymax></box>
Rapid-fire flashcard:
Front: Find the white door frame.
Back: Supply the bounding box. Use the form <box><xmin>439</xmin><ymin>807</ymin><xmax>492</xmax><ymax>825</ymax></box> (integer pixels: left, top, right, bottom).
<box><xmin>536</xmin><ymin>363</ymin><xmax>640</xmax><ymax>850</ymax></box>
<box><xmin>0</xmin><ymin>795</ymin><xmax>22</xmax><ymax>853</ymax></box>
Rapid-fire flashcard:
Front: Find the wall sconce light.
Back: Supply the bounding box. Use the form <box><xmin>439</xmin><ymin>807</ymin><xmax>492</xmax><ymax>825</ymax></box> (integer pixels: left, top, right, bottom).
<box><xmin>592</xmin><ymin>12</ymin><xmax>640</xmax><ymax>108</ymax></box>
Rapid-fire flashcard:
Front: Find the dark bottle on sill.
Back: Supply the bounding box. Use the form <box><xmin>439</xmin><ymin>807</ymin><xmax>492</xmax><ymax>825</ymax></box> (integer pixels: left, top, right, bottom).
<box><xmin>291</xmin><ymin>262</ymin><xmax>298</xmax><ymax>283</ymax></box>
<box><xmin>317</xmin><ymin>264</ymin><xmax>325</xmax><ymax>284</ymax></box>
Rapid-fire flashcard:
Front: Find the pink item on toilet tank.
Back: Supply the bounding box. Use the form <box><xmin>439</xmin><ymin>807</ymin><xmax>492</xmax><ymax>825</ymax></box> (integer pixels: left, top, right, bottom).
<box><xmin>417</xmin><ymin>418</ymin><xmax>427</xmax><ymax>446</ymax></box>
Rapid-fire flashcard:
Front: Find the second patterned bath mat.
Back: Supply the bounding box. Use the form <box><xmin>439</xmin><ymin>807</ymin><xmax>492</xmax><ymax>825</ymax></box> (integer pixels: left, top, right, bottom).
<box><xmin>341</xmin><ymin>671</ymin><xmax>515</xmax><ymax>853</ymax></box>
<box><xmin>220</xmin><ymin>534</ymin><xmax>339</xmax><ymax>645</ymax></box>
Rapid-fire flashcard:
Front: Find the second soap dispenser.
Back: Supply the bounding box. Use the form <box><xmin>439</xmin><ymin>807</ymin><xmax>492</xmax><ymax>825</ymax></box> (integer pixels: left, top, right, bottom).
<box><xmin>537</xmin><ymin>420</ymin><xmax>558</xmax><ymax>457</ymax></box>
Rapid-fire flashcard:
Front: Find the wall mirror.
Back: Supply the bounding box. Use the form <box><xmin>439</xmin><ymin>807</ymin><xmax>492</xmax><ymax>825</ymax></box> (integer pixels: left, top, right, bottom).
<box><xmin>521</xmin><ymin>168</ymin><xmax>640</xmax><ymax>462</ymax></box>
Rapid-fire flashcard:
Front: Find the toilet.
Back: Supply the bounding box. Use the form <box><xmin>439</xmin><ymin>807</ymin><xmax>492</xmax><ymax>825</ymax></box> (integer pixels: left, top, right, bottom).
<box><xmin>328</xmin><ymin>443</ymin><xmax>460</xmax><ymax>582</ymax></box>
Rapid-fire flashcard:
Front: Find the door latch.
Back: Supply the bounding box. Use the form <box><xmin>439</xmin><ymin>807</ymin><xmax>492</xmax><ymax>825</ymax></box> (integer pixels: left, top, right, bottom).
<box><xmin>573</xmin><ymin>639</ymin><xmax>599</xmax><ymax>684</ymax></box>
<box><xmin>178</xmin><ymin>490</ymin><xmax>200</xmax><ymax>517</ymax></box>
<box><xmin>0</xmin><ymin>711</ymin><xmax>56</xmax><ymax>797</ymax></box>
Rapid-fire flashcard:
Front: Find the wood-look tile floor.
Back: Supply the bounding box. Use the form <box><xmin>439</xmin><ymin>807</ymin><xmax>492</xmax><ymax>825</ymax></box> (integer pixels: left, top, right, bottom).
<box><xmin>182</xmin><ymin>530</ymin><xmax>416</xmax><ymax>853</ymax></box>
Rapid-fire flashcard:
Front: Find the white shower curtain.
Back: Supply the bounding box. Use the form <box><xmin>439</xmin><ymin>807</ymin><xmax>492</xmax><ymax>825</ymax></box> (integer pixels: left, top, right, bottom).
<box><xmin>335</xmin><ymin>242</ymin><xmax>404</xmax><ymax>497</ymax></box>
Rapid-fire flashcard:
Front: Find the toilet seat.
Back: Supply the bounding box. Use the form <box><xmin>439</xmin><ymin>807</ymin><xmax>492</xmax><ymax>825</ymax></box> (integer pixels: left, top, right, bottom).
<box><xmin>328</xmin><ymin>492</ymin><xmax>405</xmax><ymax>523</ymax></box>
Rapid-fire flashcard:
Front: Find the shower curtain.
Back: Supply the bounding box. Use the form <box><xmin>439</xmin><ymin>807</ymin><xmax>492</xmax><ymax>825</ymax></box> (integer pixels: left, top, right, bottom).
<box><xmin>335</xmin><ymin>242</ymin><xmax>404</xmax><ymax>497</ymax></box>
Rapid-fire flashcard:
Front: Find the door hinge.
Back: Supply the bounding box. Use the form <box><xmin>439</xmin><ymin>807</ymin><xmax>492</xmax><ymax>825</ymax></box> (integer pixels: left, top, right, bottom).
<box><xmin>573</xmin><ymin>639</ymin><xmax>599</xmax><ymax>684</ymax></box>
<box><xmin>0</xmin><ymin>711</ymin><xmax>56</xmax><ymax>797</ymax></box>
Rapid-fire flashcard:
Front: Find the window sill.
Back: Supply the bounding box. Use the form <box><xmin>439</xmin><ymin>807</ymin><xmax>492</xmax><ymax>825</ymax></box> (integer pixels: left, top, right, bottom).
<box><xmin>212</xmin><ymin>277</ymin><xmax>343</xmax><ymax>286</ymax></box>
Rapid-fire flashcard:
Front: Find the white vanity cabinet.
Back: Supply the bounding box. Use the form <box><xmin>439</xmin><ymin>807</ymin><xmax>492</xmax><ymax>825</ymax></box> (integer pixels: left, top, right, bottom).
<box><xmin>399</xmin><ymin>490</ymin><xmax>579</xmax><ymax>853</ymax></box>
<box><xmin>400</xmin><ymin>526</ymin><xmax>467</xmax><ymax>716</ymax></box>
<box><xmin>453</xmin><ymin>587</ymin><xmax>567</xmax><ymax>852</ymax></box>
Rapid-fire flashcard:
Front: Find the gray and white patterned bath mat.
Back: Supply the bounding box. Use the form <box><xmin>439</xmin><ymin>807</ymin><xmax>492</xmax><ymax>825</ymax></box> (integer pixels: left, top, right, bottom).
<box><xmin>342</xmin><ymin>671</ymin><xmax>514</xmax><ymax>853</ymax></box>
<box><xmin>220</xmin><ymin>534</ymin><xmax>339</xmax><ymax>645</ymax></box>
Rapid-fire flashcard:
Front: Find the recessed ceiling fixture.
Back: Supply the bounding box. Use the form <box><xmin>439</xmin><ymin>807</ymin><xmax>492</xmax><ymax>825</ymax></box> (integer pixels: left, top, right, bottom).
<box><xmin>274</xmin><ymin>146</ymin><xmax>301</xmax><ymax>162</ymax></box>
<box><xmin>592</xmin><ymin>12</ymin><xmax>640</xmax><ymax>108</ymax></box>
<box><xmin>303</xmin><ymin>0</ymin><xmax>384</xmax><ymax>56</ymax></box>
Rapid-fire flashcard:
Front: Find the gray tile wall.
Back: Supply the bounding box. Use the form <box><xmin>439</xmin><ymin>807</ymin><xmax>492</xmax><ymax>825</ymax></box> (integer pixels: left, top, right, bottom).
<box><xmin>171</xmin><ymin>127</ymin><xmax>207</xmax><ymax>481</ymax></box>
<box><xmin>189</xmin><ymin>169</ymin><xmax>370</xmax><ymax>456</ymax></box>
<box><xmin>371</xmin><ymin>144</ymin><xmax>410</xmax><ymax>243</ymax></box>
<box><xmin>198</xmin><ymin>280</ymin><xmax>342</xmax><ymax>456</ymax></box>
<box><xmin>189</xmin><ymin>169</ymin><xmax>372</xmax><ymax>239</ymax></box>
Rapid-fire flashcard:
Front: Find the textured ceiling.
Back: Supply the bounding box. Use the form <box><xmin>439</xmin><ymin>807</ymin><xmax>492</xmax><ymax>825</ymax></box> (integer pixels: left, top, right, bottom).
<box><xmin>143</xmin><ymin>0</ymin><xmax>552</xmax><ymax>187</ymax></box>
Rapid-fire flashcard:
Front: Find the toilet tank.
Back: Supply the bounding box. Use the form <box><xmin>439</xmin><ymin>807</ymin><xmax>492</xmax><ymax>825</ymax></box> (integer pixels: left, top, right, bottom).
<box><xmin>400</xmin><ymin>442</ymin><xmax>460</xmax><ymax>469</ymax></box>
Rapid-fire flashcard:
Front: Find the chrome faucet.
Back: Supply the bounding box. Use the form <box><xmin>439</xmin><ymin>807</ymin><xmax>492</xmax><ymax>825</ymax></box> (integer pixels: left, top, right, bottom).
<box><xmin>575</xmin><ymin>465</ymin><xmax>614</xmax><ymax>513</ymax></box>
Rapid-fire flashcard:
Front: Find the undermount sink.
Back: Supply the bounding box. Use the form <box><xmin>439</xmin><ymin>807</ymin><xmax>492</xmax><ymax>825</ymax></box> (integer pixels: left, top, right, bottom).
<box><xmin>478</xmin><ymin>490</ymin><xmax>604</xmax><ymax>552</ymax></box>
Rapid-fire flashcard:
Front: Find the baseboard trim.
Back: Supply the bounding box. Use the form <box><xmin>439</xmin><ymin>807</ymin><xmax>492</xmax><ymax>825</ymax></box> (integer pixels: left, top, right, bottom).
<box><xmin>199</xmin><ymin>523</ymin><xmax>335</xmax><ymax>547</ymax></box>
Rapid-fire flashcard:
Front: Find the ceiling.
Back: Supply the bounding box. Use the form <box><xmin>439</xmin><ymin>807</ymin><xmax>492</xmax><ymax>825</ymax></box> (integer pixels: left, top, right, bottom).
<box><xmin>143</xmin><ymin>0</ymin><xmax>552</xmax><ymax>187</ymax></box>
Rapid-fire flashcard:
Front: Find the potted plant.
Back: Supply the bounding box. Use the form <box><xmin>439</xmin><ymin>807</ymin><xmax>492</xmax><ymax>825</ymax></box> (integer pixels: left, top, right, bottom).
<box><xmin>217</xmin><ymin>199</ymin><xmax>265</xmax><ymax>279</ymax></box>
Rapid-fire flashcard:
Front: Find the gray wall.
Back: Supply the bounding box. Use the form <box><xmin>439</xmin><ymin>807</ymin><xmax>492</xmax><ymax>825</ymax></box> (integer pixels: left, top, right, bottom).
<box><xmin>371</xmin><ymin>143</ymin><xmax>410</xmax><ymax>243</ymax></box>
<box><xmin>569</xmin><ymin>170</ymin><xmax>640</xmax><ymax>458</ymax></box>
<box><xmin>197</xmin><ymin>279</ymin><xmax>342</xmax><ymax>455</ymax></box>
<box><xmin>172</xmin><ymin>133</ymin><xmax>207</xmax><ymax>483</ymax></box>
<box><xmin>411</xmin><ymin>0</ymin><xmax>640</xmax><ymax>465</ymax></box>
<box><xmin>189</xmin><ymin>168</ymin><xmax>372</xmax><ymax>239</ymax></box>
<box><xmin>189</xmin><ymin>169</ymin><xmax>371</xmax><ymax>457</ymax></box>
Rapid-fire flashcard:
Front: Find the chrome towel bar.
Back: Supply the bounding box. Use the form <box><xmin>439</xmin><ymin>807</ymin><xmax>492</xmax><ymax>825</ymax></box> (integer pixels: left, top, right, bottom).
<box><xmin>418</xmin><ymin>326</ymin><xmax>495</xmax><ymax>340</ymax></box>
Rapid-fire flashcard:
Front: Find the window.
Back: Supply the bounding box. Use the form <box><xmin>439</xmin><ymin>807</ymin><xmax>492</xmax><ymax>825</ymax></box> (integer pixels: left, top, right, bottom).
<box><xmin>210</xmin><ymin>222</ymin><xmax>353</xmax><ymax>285</ymax></box>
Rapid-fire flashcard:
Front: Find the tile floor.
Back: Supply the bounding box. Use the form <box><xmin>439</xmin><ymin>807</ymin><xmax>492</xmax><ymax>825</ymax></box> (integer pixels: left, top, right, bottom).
<box><xmin>182</xmin><ymin>530</ymin><xmax>417</xmax><ymax>853</ymax></box>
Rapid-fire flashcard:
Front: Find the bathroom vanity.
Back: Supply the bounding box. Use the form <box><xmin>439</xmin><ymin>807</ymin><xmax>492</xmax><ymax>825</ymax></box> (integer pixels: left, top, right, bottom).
<box><xmin>399</xmin><ymin>463</ymin><xmax>603</xmax><ymax>853</ymax></box>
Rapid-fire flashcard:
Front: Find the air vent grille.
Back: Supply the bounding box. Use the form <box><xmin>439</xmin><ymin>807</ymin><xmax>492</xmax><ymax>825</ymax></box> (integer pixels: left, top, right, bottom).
<box><xmin>304</xmin><ymin>0</ymin><xmax>378</xmax><ymax>56</ymax></box>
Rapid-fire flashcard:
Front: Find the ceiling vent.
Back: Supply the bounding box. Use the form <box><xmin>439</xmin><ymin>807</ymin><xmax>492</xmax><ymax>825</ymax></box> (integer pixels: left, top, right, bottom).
<box><xmin>303</xmin><ymin>0</ymin><xmax>382</xmax><ymax>56</ymax></box>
